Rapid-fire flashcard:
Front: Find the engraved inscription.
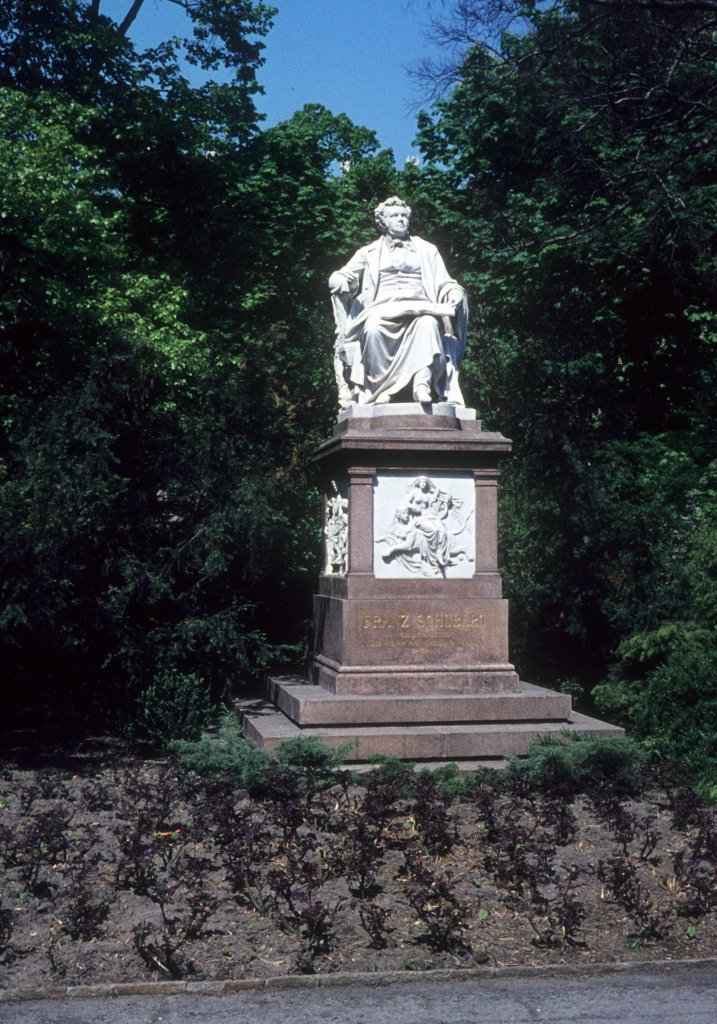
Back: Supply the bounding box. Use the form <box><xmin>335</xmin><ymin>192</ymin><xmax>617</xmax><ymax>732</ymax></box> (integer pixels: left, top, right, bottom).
<box><xmin>362</xmin><ymin>614</ymin><xmax>411</xmax><ymax>630</ymax></box>
<box><xmin>360</xmin><ymin>609</ymin><xmax>488</xmax><ymax>651</ymax></box>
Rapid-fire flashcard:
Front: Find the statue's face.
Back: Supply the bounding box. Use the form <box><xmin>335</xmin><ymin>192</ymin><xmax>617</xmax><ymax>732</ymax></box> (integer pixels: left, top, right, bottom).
<box><xmin>382</xmin><ymin>205</ymin><xmax>410</xmax><ymax>239</ymax></box>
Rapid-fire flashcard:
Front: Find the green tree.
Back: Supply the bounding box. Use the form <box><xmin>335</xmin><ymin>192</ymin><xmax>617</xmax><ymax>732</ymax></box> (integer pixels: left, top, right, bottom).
<box><xmin>412</xmin><ymin>1</ymin><xmax>717</xmax><ymax>696</ymax></box>
<box><xmin>593</xmin><ymin>460</ymin><xmax>717</xmax><ymax>784</ymax></box>
<box><xmin>0</xmin><ymin>3</ymin><xmax>403</xmax><ymax>739</ymax></box>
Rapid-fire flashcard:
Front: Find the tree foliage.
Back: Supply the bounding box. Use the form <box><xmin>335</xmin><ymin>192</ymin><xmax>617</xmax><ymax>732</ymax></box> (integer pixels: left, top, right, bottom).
<box><xmin>0</xmin><ymin>2</ymin><xmax>396</xmax><ymax>735</ymax></box>
<box><xmin>410</xmin><ymin>1</ymin><xmax>717</xmax><ymax>780</ymax></box>
<box><xmin>1</xmin><ymin>1</ymin><xmax>715</xmax><ymax>782</ymax></box>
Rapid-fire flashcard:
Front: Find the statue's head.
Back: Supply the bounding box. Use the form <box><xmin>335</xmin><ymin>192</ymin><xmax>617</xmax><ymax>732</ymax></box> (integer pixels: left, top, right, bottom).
<box><xmin>374</xmin><ymin>196</ymin><xmax>411</xmax><ymax>238</ymax></box>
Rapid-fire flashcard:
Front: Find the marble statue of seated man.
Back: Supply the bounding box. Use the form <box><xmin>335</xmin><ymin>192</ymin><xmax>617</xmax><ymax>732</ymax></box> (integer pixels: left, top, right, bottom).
<box><xmin>329</xmin><ymin>196</ymin><xmax>468</xmax><ymax>408</ymax></box>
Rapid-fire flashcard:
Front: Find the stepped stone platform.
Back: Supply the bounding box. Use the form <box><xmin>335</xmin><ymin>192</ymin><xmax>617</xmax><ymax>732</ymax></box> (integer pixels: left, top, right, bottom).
<box><xmin>244</xmin><ymin>404</ymin><xmax>623</xmax><ymax>763</ymax></box>
<box><xmin>243</xmin><ymin>676</ymin><xmax>622</xmax><ymax>763</ymax></box>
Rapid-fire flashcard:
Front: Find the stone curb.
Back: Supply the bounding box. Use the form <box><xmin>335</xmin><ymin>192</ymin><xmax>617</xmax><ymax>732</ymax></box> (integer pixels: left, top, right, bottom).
<box><xmin>1</xmin><ymin>957</ymin><xmax>715</xmax><ymax>1002</ymax></box>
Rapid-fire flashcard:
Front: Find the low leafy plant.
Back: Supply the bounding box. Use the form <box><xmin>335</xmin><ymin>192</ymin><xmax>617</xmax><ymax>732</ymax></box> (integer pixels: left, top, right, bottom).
<box><xmin>296</xmin><ymin>894</ymin><xmax>334</xmax><ymax>966</ymax></box>
<box><xmin>118</xmin><ymin>811</ymin><xmax>217</xmax><ymax>940</ymax></box>
<box><xmin>589</xmin><ymin>787</ymin><xmax>640</xmax><ymax>854</ymax></box>
<box><xmin>0</xmin><ymin>823</ymin><xmax>19</xmax><ymax>868</ymax></box>
<box><xmin>671</xmin><ymin>849</ymin><xmax>717</xmax><ymax>918</ymax></box>
<box><xmin>419</xmin><ymin>763</ymin><xmax>468</xmax><ymax>800</ymax></box>
<box><xmin>538</xmin><ymin>795</ymin><xmax>578</xmax><ymax>847</ymax></box>
<box><xmin>411</xmin><ymin>774</ymin><xmax>457</xmax><ymax>856</ymax></box>
<box><xmin>328</xmin><ymin>780</ymin><xmax>413</xmax><ymax>897</ymax></box>
<box><xmin>528</xmin><ymin>867</ymin><xmax>586</xmax><ymax>948</ymax></box>
<box><xmin>132</xmin><ymin>920</ymin><xmax>195</xmax><ymax>979</ymax></box>
<box><xmin>366</xmin><ymin>755</ymin><xmax>416</xmax><ymax>800</ymax></box>
<box><xmin>669</xmin><ymin>788</ymin><xmax>710</xmax><ymax>831</ymax></box>
<box><xmin>261</xmin><ymin>765</ymin><xmax>308</xmax><ymax>836</ymax></box>
<box><xmin>57</xmin><ymin>828</ymin><xmax>109</xmax><ymax>942</ymax></box>
<box><xmin>361</xmin><ymin>773</ymin><xmax>410</xmax><ymax>836</ymax></box>
<box><xmin>17</xmin><ymin>808</ymin><xmax>75</xmax><ymax>898</ymax></box>
<box><xmin>132</xmin><ymin>669</ymin><xmax>213</xmax><ymax>751</ymax></box>
<box><xmin>18</xmin><ymin>785</ymin><xmax>41</xmax><ymax>815</ymax></box>
<box><xmin>595</xmin><ymin>856</ymin><xmax>672</xmax><ymax>940</ymax></box>
<box><xmin>45</xmin><ymin>925</ymin><xmax>66</xmax><ymax>977</ymax></box>
<box><xmin>508</xmin><ymin>733</ymin><xmax>645</xmax><ymax>797</ymax></box>
<box><xmin>274</xmin><ymin>734</ymin><xmax>353</xmax><ymax>805</ymax></box>
<box><xmin>675</xmin><ymin>816</ymin><xmax>717</xmax><ymax>930</ymax></box>
<box><xmin>37</xmin><ymin>771</ymin><xmax>69</xmax><ymax>801</ymax></box>
<box><xmin>471</xmin><ymin>776</ymin><xmax>503</xmax><ymax>842</ymax></box>
<box><xmin>333</xmin><ymin>831</ymin><xmax>381</xmax><ymax>898</ymax></box>
<box><xmin>60</xmin><ymin>867</ymin><xmax>111</xmax><ymax>942</ymax></box>
<box><xmin>265</xmin><ymin>855</ymin><xmax>338</xmax><ymax>972</ymax></box>
<box><xmin>481</xmin><ymin>803</ymin><xmax>556</xmax><ymax>903</ymax></box>
<box><xmin>171</xmin><ymin>712</ymin><xmax>273</xmax><ymax>793</ymax></box>
<box><xmin>214</xmin><ymin>803</ymin><xmax>272</xmax><ymax>910</ymax></box>
<box><xmin>357</xmin><ymin>898</ymin><xmax>390</xmax><ymax>949</ymax></box>
<box><xmin>116</xmin><ymin>765</ymin><xmax>183</xmax><ymax>831</ymax></box>
<box><xmin>0</xmin><ymin>904</ymin><xmax>13</xmax><ymax>961</ymax></box>
<box><xmin>669</xmin><ymin>793</ymin><xmax>717</xmax><ymax>869</ymax></box>
<box><xmin>80</xmin><ymin>777</ymin><xmax>117</xmax><ymax>812</ymax></box>
<box><xmin>115</xmin><ymin>814</ymin><xmax>161</xmax><ymax>896</ymax></box>
<box><xmin>401</xmin><ymin>845</ymin><xmax>470</xmax><ymax>953</ymax></box>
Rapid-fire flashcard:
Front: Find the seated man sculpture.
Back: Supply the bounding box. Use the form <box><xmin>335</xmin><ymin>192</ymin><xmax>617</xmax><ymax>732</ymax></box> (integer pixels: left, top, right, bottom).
<box><xmin>329</xmin><ymin>196</ymin><xmax>468</xmax><ymax>408</ymax></box>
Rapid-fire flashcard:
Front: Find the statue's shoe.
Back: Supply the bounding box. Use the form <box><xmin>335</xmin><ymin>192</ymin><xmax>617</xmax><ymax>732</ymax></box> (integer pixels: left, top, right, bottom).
<box><xmin>413</xmin><ymin>384</ymin><xmax>432</xmax><ymax>403</ymax></box>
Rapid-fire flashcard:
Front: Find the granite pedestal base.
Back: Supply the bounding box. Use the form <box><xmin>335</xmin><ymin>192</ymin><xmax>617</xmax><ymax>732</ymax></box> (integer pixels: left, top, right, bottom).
<box><xmin>244</xmin><ymin>404</ymin><xmax>623</xmax><ymax>763</ymax></box>
<box><xmin>243</xmin><ymin>676</ymin><xmax>623</xmax><ymax>763</ymax></box>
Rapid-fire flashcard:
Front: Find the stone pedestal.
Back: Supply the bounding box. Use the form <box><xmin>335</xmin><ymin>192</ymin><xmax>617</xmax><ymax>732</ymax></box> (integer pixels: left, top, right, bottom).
<box><xmin>244</xmin><ymin>404</ymin><xmax>622</xmax><ymax>763</ymax></box>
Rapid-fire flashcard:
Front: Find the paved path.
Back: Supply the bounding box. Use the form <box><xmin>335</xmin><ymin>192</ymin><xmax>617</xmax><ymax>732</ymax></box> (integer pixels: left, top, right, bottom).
<box><xmin>0</xmin><ymin>962</ymin><xmax>715</xmax><ymax>1024</ymax></box>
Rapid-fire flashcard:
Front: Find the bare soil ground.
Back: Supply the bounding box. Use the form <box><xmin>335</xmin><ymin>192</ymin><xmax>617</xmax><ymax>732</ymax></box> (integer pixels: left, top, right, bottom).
<box><xmin>0</xmin><ymin>743</ymin><xmax>715</xmax><ymax>988</ymax></box>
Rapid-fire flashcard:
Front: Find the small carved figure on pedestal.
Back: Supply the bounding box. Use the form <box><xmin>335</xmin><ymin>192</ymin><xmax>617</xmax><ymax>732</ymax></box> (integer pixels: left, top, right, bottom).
<box><xmin>324</xmin><ymin>484</ymin><xmax>348</xmax><ymax>575</ymax></box>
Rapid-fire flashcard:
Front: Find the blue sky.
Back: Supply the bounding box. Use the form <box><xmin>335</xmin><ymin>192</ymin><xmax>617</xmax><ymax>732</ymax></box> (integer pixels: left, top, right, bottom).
<box><xmin>102</xmin><ymin>0</ymin><xmax>444</xmax><ymax>164</ymax></box>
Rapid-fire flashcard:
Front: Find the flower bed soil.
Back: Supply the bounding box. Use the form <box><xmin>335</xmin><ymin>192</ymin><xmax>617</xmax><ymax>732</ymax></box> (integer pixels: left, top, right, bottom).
<box><xmin>0</xmin><ymin>745</ymin><xmax>715</xmax><ymax>988</ymax></box>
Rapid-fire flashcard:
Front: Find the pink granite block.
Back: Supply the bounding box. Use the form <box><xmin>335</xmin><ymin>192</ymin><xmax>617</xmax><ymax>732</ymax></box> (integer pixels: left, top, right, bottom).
<box><xmin>269</xmin><ymin>676</ymin><xmax>571</xmax><ymax>726</ymax></box>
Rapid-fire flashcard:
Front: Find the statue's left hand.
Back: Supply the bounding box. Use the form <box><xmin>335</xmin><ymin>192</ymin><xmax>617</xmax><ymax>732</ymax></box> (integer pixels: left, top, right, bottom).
<box><xmin>445</xmin><ymin>287</ymin><xmax>464</xmax><ymax>307</ymax></box>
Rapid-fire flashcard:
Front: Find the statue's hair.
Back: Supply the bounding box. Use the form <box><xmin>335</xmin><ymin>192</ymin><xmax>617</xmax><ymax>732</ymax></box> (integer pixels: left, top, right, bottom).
<box><xmin>374</xmin><ymin>196</ymin><xmax>412</xmax><ymax>232</ymax></box>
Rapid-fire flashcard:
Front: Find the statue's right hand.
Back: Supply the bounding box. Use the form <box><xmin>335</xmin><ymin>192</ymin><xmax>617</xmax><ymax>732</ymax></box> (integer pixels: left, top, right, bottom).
<box><xmin>329</xmin><ymin>272</ymin><xmax>351</xmax><ymax>295</ymax></box>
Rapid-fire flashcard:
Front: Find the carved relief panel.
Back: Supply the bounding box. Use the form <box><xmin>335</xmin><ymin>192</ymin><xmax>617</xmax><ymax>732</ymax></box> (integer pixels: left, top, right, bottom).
<box><xmin>373</xmin><ymin>471</ymin><xmax>475</xmax><ymax>579</ymax></box>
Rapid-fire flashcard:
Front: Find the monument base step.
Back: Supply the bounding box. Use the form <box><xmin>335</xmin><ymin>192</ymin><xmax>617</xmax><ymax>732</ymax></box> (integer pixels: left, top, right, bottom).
<box><xmin>346</xmin><ymin>759</ymin><xmax>511</xmax><ymax>772</ymax></box>
<box><xmin>310</xmin><ymin>661</ymin><xmax>521</xmax><ymax>696</ymax></box>
<box><xmin>268</xmin><ymin>675</ymin><xmax>571</xmax><ymax>726</ymax></box>
<box><xmin>242</xmin><ymin>699</ymin><xmax>624</xmax><ymax>763</ymax></box>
